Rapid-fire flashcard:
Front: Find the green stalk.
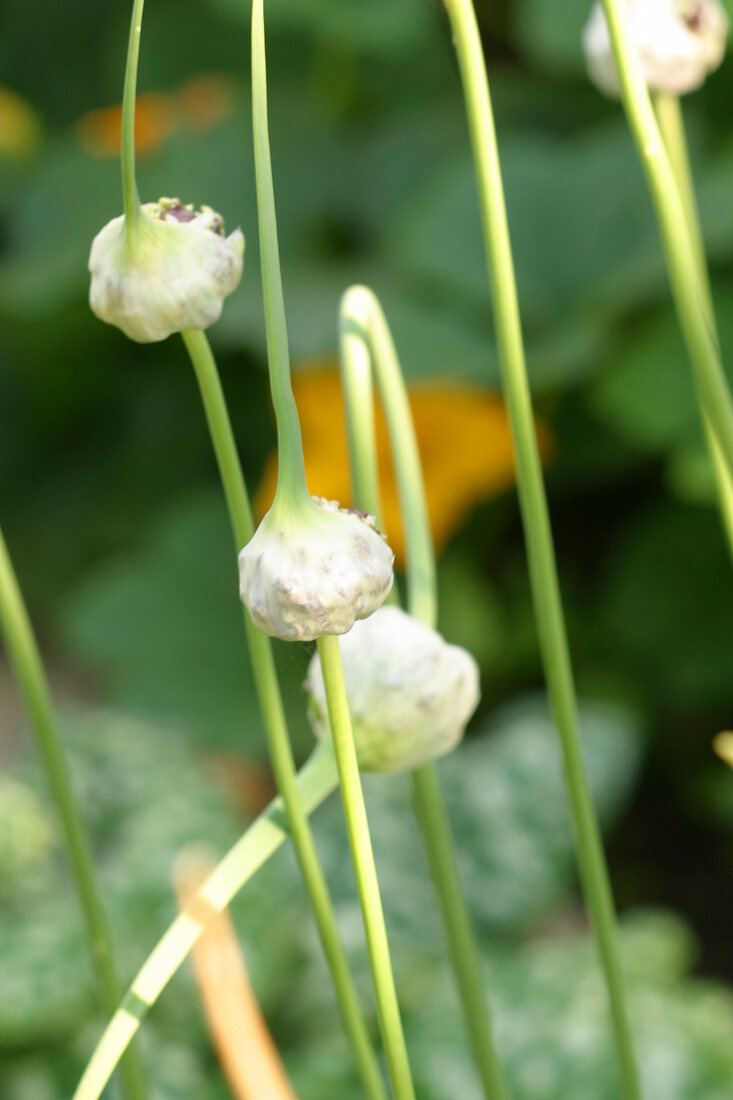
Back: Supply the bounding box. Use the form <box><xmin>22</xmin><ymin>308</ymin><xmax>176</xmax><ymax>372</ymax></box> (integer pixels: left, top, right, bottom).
<box><xmin>317</xmin><ymin>634</ymin><xmax>417</xmax><ymax>1100</ymax></box>
<box><xmin>599</xmin><ymin>0</ymin><xmax>733</xmax><ymax>483</ymax></box>
<box><xmin>182</xmin><ymin>329</ymin><xmax>387</xmax><ymax>1100</ymax></box>
<box><xmin>0</xmin><ymin>530</ymin><xmax>147</xmax><ymax>1100</ymax></box>
<box><xmin>250</xmin><ymin>4</ymin><xmax>408</xmax><ymax>1093</ymax></box>
<box><xmin>652</xmin><ymin>92</ymin><xmax>733</xmax><ymax>558</ymax></box>
<box><xmin>71</xmin><ymin>745</ymin><xmax>339</xmax><ymax>1100</ymax></box>
<box><xmin>441</xmin><ymin>2</ymin><xmax>642</xmax><ymax>1096</ymax></box>
<box><xmin>251</xmin><ymin>0</ymin><xmax>308</xmax><ymax>507</ymax></box>
<box><xmin>340</xmin><ymin>285</ymin><xmax>510</xmax><ymax>1099</ymax></box>
<box><xmin>121</xmin><ymin>0</ymin><xmax>144</xmax><ymax>236</ymax></box>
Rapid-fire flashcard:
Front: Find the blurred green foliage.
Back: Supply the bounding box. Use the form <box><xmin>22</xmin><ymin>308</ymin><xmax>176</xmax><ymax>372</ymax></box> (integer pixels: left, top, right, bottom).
<box><xmin>2</xmin><ymin>0</ymin><xmax>733</xmax><ymax>1095</ymax></box>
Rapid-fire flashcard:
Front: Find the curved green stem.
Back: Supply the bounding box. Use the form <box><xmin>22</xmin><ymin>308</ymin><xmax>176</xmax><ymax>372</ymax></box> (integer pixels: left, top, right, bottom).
<box><xmin>652</xmin><ymin>93</ymin><xmax>733</xmax><ymax>559</ymax></box>
<box><xmin>181</xmin><ymin>329</ymin><xmax>387</xmax><ymax>1100</ymax></box>
<box><xmin>121</xmin><ymin>0</ymin><xmax>145</xmax><ymax>236</ymax></box>
<box><xmin>441</xmin><ymin>2</ymin><xmax>642</xmax><ymax>1096</ymax></box>
<box><xmin>71</xmin><ymin>745</ymin><xmax>339</xmax><ymax>1100</ymax></box>
<box><xmin>599</xmin><ymin>0</ymin><xmax>733</xmax><ymax>486</ymax></box>
<box><xmin>316</xmin><ymin>634</ymin><xmax>417</xmax><ymax>1100</ymax></box>
<box><xmin>0</xmin><ymin>529</ymin><xmax>147</xmax><ymax>1100</ymax></box>
<box><xmin>251</xmin><ymin>0</ymin><xmax>308</xmax><ymax>506</ymax></box>
<box><xmin>339</xmin><ymin>286</ymin><xmax>510</xmax><ymax>1099</ymax></box>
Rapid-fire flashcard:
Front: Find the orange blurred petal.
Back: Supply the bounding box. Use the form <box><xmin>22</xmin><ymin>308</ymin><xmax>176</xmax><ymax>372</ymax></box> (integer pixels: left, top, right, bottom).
<box><xmin>254</xmin><ymin>365</ymin><xmax>551</xmax><ymax>566</ymax></box>
<box><xmin>177</xmin><ymin>73</ymin><xmax>236</xmax><ymax>131</ymax></box>
<box><xmin>176</xmin><ymin>850</ymin><xmax>299</xmax><ymax>1100</ymax></box>
<box><xmin>76</xmin><ymin>93</ymin><xmax>177</xmax><ymax>158</ymax></box>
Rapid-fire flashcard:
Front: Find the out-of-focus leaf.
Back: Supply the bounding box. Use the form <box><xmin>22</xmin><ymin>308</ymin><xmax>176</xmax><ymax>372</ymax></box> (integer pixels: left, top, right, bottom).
<box><xmin>206</xmin><ymin>0</ymin><xmax>434</xmax><ymax>55</ymax></box>
<box><xmin>600</xmin><ymin>505</ymin><xmax>733</xmax><ymax>706</ymax></box>
<box><xmin>406</xmin><ymin>911</ymin><xmax>733</xmax><ymax>1100</ymax></box>
<box><xmin>60</xmin><ymin>492</ymin><xmax>293</xmax><ymax>754</ymax></box>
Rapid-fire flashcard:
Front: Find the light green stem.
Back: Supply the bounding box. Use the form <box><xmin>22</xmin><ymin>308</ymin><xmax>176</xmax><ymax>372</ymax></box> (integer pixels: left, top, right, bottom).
<box><xmin>652</xmin><ymin>93</ymin><xmax>733</xmax><ymax>559</ymax></box>
<box><xmin>121</xmin><ymin>0</ymin><xmax>145</xmax><ymax>235</ymax></box>
<box><xmin>251</xmin><ymin>0</ymin><xmax>309</xmax><ymax>506</ymax></box>
<box><xmin>181</xmin><ymin>329</ymin><xmax>387</xmax><ymax>1100</ymax></box>
<box><xmin>0</xmin><ymin>529</ymin><xmax>148</xmax><ymax>1100</ymax></box>
<box><xmin>599</xmin><ymin>0</ymin><xmax>733</xmax><ymax>485</ymax></box>
<box><xmin>339</xmin><ymin>285</ymin><xmax>510</xmax><ymax>1099</ymax></box>
<box><xmin>71</xmin><ymin>745</ymin><xmax>339</xmax><ymax>1100</ymax></box>
<box><xmin>317</xmin><ymin>634</ymin><xmax>417</xmax><ymax>1100</ymax></box>
<box><xmin>441</xmin><ymin>2</ymin><xmax>642</xmax><ymax>1096</ymax></box>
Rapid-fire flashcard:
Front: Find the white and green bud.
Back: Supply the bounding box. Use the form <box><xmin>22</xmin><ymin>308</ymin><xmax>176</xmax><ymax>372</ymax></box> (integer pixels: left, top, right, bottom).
<box><xmin>89</xmin><ymin>197</ymin><xmax>244</xmax><ymax>342</ymax></box>
<box><xmin>239</xmin><ymin>497</ymin><xmax>394</xmax><ymax>642</ymax></box>
<box><xmin>304</xmin><ymin>605</ymin><xmax>480</xmax><ymax>773</ymax></box>
<box><xmin>583</xmin><ymin>0</ymin><xmax>728</xmax><ymax>97</ymax></box>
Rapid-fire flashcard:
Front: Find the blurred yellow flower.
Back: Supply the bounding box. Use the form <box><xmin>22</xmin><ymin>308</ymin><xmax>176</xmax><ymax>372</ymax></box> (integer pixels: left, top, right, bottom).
<box><xmin>0</xmin><ymin>87</ymin><xmax>42</xmax><ymax>160</ymax></box>
<box><xmin>713</xmin><ymin>732</ymin><xmax>733</xmax><ymax>770</ymax></box>
<box><xmin>255</xmin><ymin>366</ymin><xmax>551</xmax><ymax>565</ymax></box>
<box><xmin>76</xmin><ymin>74</ymin><xmax>236</xmax><ymax>158</ymax></box>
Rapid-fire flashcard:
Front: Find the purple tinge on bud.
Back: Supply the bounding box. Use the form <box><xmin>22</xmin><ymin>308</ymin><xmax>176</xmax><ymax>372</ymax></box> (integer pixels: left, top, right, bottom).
<box><xmin>88</xmin><ymin>196</ymin><xmax>244</xmax><ymax>342</ymax></box>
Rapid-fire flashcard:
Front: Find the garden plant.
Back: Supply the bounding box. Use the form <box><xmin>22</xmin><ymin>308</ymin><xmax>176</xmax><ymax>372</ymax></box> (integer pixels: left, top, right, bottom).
<box><xmin>1</xmin><ymin>0</ymin><xmax>733</xmax><ymax>1098</ymax></box>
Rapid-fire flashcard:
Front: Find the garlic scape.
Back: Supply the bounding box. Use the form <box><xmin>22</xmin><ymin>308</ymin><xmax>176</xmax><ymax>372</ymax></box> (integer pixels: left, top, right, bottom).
<box><xmin>583</xmin><ymin>0</ymin><xmax>728</xmax><ymax>97</ymax></box>
<box><xmin>89</xmin><ymin>198</ymin><xmax>244</xmax><ymax>343</ymax></box>
<box><xmin>239</xmin><ymin>496</ymin><xmax>394</xmax><ymax>642</ymax></box>
<box><xmin>305</xmin><ymin>606</ymin><xmax>479</xmax><ymax>773</ymax></box>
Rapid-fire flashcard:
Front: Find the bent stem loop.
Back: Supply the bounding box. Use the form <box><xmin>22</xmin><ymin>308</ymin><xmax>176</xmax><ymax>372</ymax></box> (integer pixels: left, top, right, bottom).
<box><xmin>441</xmin><ymin>1</ymin><xmax>642</xmax><ymax>1097</ymax></box>
<box><xmin>317</xmin><ymin>635</ymin><xmax>417</xmax><ymax>1100</ymax></box>
<box><xmin>339</xmin><ymin>285</ymin><xmax>510</xmax><ymax>1100</ymax></box>
<box><xmin>599</xmin><ymin>0</ymin><xmax>733</xmax><ymax>486</ymax></box>
<box><xmin>70</xmin><ymin>746</ymin><xmax>339</xmax><ymax>1100</ymax></box>
<box><xmin>652</xmin><ymin>92</ymin><xmax>733</xmax><ymax>558</ymax></box>
<box><xmin>182</xmin><ymin>329</ymin><xmax>387</xmax><ymax>1100</ymax></box>
<box><xmin>0</xmin><ymin>530</ymin><xmax>148</xmax><ymax>1100</ymax></box>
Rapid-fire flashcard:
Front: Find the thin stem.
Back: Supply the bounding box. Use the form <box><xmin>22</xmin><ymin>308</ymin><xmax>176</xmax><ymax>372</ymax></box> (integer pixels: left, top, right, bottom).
<box><xmin>0</xmin><ymin>529</ymin><xmax>148</xmax><ymax>1100</ymax></box>
<box><xmin>182</xmin><ymin>329</ymin><xmax>387</xmax><ymax>1100</ymax></box>
<box><xmin>340</xmin><ymin>285</ymin><xmax>510</xmax><ymax>1099</ymax></box>
<box><xmin>72</xmin><ymin>745</ymin><xmax>339</xmax><ymax>1100</ymax></box>
<box><xmin>442</xmin><ymin>2</ymin><xmax>642</xmax><ymax>1097</ymax></box>
<box><xmin>652</xmin><ymin>93</ymin><xmax>733</xmax><ymax>559</ymax></box>
<box><xmin>121</xmin><ymin>0</ymin><xmax>145</xmax><ymax>235</ymax></box>
<box><xmin>251</xmin><ymin>0</ymin><xmax>308</xmax><ymax>505</ymax></box>
<box><xmin>599</xmin><ymin>0</ymin><xmax>733</xmax><ymax>485</ymax></box>
<box><xmin>316</xmin><ymin>634</ymin><xmax>417</xmax><ymax>1100</ymax></box>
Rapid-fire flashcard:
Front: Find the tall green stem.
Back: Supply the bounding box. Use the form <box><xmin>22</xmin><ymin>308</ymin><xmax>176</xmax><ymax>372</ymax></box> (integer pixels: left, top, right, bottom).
<box><xmin>181</xmin><ymin>329</ymin><xmax>386</xmax><ymax>1100</ymax></box>
<box><xmin>652</xmin><ymin>93</ymin><xmax>733</xmax><ymax>558</ymax></box>
<box><xmin>340</xmin><ymin>285</ymin><xmax>510</xmax><ymax>1099</ymax></box>
<box><xmin>441</xmin><ymin>2</ymin><xmax>642</xmax><ymax>1096</ymax></box>
<box><xmin>121</xmin><ymin>0</ymin><xmax>145</xmax><ymax>235</ymax></box>
<box><xmin>317</xmin><ymin>634</ymin><xmax>417</xmax><ymax>1100</ymax></box>
<box><xmin>0</xmin><ymin>530</ymin><xmax>147</xmax><ymax>1100</ymax></box>
<box><xmin>71</xmin><ymin>745</ymin><xmax>339</xmax><ymax>1100</ymax></box>
<box><xmin>599</xmin><ymin>0</ymin><xmax>733</xmax><ymax>484</ymax></box>
<box><xmin>251</xmin><ymin>0</ymin><xmax>308</xmax><ymax>506</ymax></box>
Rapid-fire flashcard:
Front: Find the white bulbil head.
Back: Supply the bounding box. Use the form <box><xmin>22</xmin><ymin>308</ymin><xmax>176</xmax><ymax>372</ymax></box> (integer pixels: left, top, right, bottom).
<box><xmin>305</xmin><ymin>605</ymin><xmax>480</xmax><ymax>773</ymax></box>
<box><xmin>583</xmin><ymin>0</ymin><xmax>728</xmax><ymax>97</ymax></box>
<box><xmin>89</xmin><ymin>197</ymin><xmax>244</xmax><ymax>342</ymax></box>
<box><xmin>239</xmin><ymin>497</ymin><xmax>394</xmax><ymax>642</ymax></box>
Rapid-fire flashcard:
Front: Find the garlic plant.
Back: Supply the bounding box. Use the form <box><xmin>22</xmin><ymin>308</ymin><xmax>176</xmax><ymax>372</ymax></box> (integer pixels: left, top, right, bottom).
<box><xmin>305</xmin><ymin>606</ymin><xmax>479</xmax><ymax>773</ymax></box>
<box><xmin>583</xmin><ymin>0</ymin><xmax>728</xmax><ymax>96</ymax></box>
<box><xmin>89</xmin><ymin>197</ymin><xmax>243</xmax><ymax>342</ymax></box>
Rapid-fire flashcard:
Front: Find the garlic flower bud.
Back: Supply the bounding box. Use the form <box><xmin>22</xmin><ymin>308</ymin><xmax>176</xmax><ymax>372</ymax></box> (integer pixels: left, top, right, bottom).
<box><xmin>89</xmin><ymin>197</ymin><xmax>244</xmax><ymax>342</ymax></box>
<box><xmin>239</xmin><ymin>497</ymin><xmax>394</xmax><ymax>641</ymax></box>
<box><xmin>583</xmin><ymin>0</ymin><xmax>728</xmax><ymax>97</ymax></box>
<box><xmin>304</xmin><ymin>606</ymin><xmax>480</xmax><ymax>773</ymax></box>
